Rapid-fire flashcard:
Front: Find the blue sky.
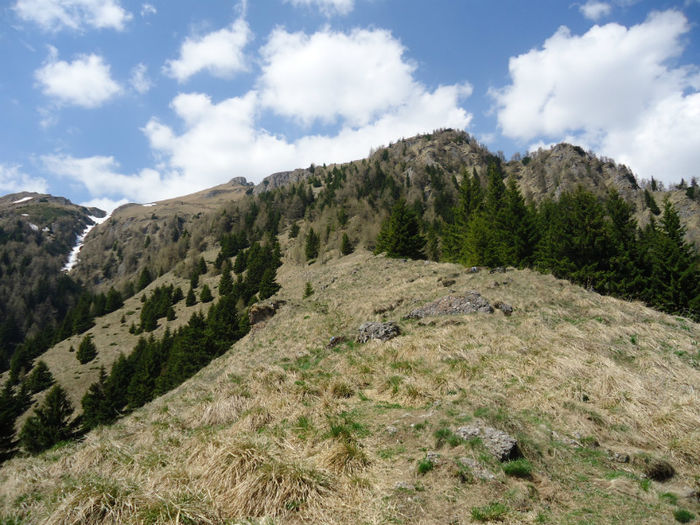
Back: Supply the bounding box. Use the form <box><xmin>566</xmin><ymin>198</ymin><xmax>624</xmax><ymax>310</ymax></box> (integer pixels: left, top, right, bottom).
<box><xmin>1</xmin><ymin>0</ymin><xmax>699</xmax><ymax>211</ymax></box>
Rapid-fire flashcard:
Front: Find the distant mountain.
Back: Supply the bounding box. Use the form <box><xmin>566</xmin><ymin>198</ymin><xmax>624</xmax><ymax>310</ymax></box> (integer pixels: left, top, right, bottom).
<box><xmin>0</xmin><ymin>192</ymin><xmax>105</xmax><ymax>372</ymax></box>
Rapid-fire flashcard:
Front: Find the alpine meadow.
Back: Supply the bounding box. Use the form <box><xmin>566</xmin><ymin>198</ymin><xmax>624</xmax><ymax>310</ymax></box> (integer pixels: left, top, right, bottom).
<box><xmin>1</xmin><ymin>1</ymin><xmax>700</xmax><ymax>524</ymax></box>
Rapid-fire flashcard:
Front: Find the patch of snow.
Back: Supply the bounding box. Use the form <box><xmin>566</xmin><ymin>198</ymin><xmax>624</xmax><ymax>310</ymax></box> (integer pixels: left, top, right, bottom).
<box><xmin>29</xmin><ymin>223</ymin><xmax>39</xmax><ymax>232</ymax></box>
<box><xmin>142</xmin><ymin>203</ymin><xmax>157</xmax><ymax>207</ymax></box>
<box><xmin>21</xmin><ymin>213</ymin><xmax>29</xmax><ymax>217</ymax></box>
<box><xmin>62</xmin><ymin>213</ymin><xmax>111</xmax><ymax>273</ymax></box>
<box><xmin>12</xmin><ymin>196</ymin><xmax>33</xmax><ymax>204</ymax></box>
<box><xmin>42</xmin><ymin>227</ymin><xmax>50</xmax><ymax>232</ymax></box>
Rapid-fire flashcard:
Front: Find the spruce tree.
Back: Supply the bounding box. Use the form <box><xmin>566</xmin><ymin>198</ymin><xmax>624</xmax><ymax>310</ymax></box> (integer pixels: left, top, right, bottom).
<box><xmin>219</xmin><ymin>264</ymin><xmax>233</xmax><ymax>296</ymax></box>
<box><xmin>186</xmin><ymin>287</ymin><xmax>197</xmax><ymax>306</ymax></box>
<box><xmin>305</xmin><ymin>228</ymin><xmax>320</xmax><ymax>261</ymax></box>
<box><xmin>81</xmin><ymin>367</ymin><xmax>112</xmax><ymax>430</ymax></box>
<box><xmin>374</xmin><ymin>199</ymin><xmax>425</xmax><ymax>259</ymax></box>
<box><xmin>200</xmin><ymin>284</ymin><xmax>213</xmax><ymax>303</ymax></box>
<box><xmin>258</xmin><ymin>267</ymin><xmax>280</xmax><ymax>300</ymax></box>
<box><xmin>25</xmin><ymin>360</ymin><xmax>54</xmax><ymax>394</ymax></box>
<box><xmin>340</xmin><ymin>233</ymin><xmax>354</xmax><ymax>256</ymax></box>
<box><xmin>137</xmin><ymin>268</ymin><xmax>153</xmax><ymax>291</ymax></box>
<box><xmin>0</xmin><ymin>382</ymin><xmax>18</xmax><ymax>460</ymax></box>
<box><xmin>20</xmin><ymin>385</ymin><xmax>74</xmax><ymax>454</ymax></box>
<box><xmin>76</xmin><ymin>334</ymin><xmax>97</xmax><ymax>364</ymax></box>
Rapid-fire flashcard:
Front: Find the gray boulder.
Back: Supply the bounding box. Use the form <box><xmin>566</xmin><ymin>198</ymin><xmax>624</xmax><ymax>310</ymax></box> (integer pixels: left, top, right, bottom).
<box><xmin>357</xmin><ymin>321</ymin><xmax>400</xmax><ymax>343</ymax></box>
<box><xmin>405</xmin><ymin>292</ymin><xmax>493</xmax><ymax>319</ymax></box>
<box><xmin>455</xmin><ymin>424</ymin><xmax>520</xmax><ymax>461</ymax></box>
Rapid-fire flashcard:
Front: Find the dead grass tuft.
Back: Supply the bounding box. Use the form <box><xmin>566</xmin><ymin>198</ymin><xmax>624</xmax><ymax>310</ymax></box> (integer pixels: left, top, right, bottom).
<box><xmin>320</xmin><ymin>439</ymin><xmax>371</xmax><ymax>474</ymax></box>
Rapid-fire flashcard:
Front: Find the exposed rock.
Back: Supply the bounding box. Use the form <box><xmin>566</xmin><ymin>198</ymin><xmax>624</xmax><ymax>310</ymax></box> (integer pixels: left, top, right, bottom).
<box><xmin>229</xmin><ymin>176</ymin><xmax>251</xmax><ymax>186</ymax></box>
<box><xmin>326</xmin><ymin>335</ymin><xmax>347</xmax><ymax>349</ymax></box>
<box><xmin>356</xmin><ymin>321</ymin><xmax>400</xmax><ymax>343</ymax></box>
<box><xmin>468</xmin><ymin>266</ymin><xmax>480</xmax><ymax>273</ymax></box>
<box><xmin>426</xmin><ymin>451</ymin><xmax>441</xmax><ymax>465</ymax></box>
<box><xmin>394</xmin><ymin>481</ymin><xmax>415</xmax><ymax>491</ymax></box>
<box><xmin>457</xmin><ymin>457</ymin><xmax>496</xmax><ymax>481</ymax></box>
<box><xmin>550</xmin><ymin>430</ymin><xmax>582</xmax><ymax>448</ymax></box>
<box><xmin>489</xmin><ymin>267</ymin><xmax>507</xmax><ymax>274</ymax></box>
<box><xmin>494</xmin><ymin>301</ymin><xmax>514</xmax><ymax>316</ymax></box>
<box><xmin>608</xmin><ymin>451</ymin><xmax>630</xmax><ymax>463</ymax></box>
<box><xmin>385</xmin><ymin>425</ymin><xmax>398</xmax><ymax>435</ymax></box>
<box><xmin>248</xmin><ymin>300</ymin><xmax>285</xmax><ymax>325</ymax></box>
<box><xmin>404</xmin><ymin>292</ymin><xmax>493</xmax><ymax>319</ymax></box>
<box><xmin>455</xmin><ymin>424</ymin><xmax>520</xmax><ymax>461</ymax></box>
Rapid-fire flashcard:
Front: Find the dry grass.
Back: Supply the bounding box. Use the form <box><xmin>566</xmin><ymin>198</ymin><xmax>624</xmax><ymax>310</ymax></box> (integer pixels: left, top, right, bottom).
<box><xmin>1</xmin><ymin>250</ymin><xmax>699</xmax><ymax>524</ymax></box>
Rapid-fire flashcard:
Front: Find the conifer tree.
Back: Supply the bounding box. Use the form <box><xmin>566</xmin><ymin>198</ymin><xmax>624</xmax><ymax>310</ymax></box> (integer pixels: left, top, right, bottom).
<box><xmin>219</xmin><ymin>262</ymin><xmax>233</xmax><ymax>296</ymax></box>
<box><xmin>604</xmin><ymin>189</ymin><xmax>641</xmax><ymax>297</ymax></box>
<box><xmin>76</xmin><ymin>334</ymin><xmax>97</xmax><ymax>364</ymax></box>
<box><xmin>25</xmin><ymin>360</ymin><xmax>54</xmax><ymax>394</ymax></box>
<box><xmin>198</xmin><ymin>257</ymin><xmax>207</xmax><ymax>275</ymax></box>
<box><xmin>258</xmin><ymin>267</ymin><xmax>280</xmax><ymax>300</ymax></box>
<box><xmin>375</xmin><ymin>199</ymin><xmax>425</xmax><ymax>259</ymax></box>
<box><xmin>200</xmin><ymin>284</ymin><xmax>213</xmax><ymax>303</ymax></box>
<box><xmin>81</xmin><ymin>367</ymin><xmax>111</xmax><ymax>430</ymax></box>
<box><xmin>0</xmin><ymin>382</ymin><xmax>18</xmax><ymax>460</ymax></box>
<box><xmin>340</xmin><ymin>232</ymin><xmax>354</xmax><ymax>256</ymax></box>
<box><xmin>233</xmin><ymin>250</ymin><xmax>247</xmax><ymax>274</ymax></box>
<box><xmin>105</xmin><ymin>287</ymin><xmax>123</xmax><ymax>313</ymax></box>
<box><xmin>305</xmin><ymin>228</ymin><xmax>320</xmax><ymax>261</ymax></box>
<box><xmin>20</xmin><ymin>385</ymin><xmax>74</xmax><ymax>454</ymax></box>
<box><xmin>442</xmin><ymin>168</ymin><xmax>483</xmax><ymax>262</ymax></box>
<box><xmin>137</xmin><ymin>268</ymin><xmax>153</xmax><ymax>291</ymax></box>
<box><xmin>186</xmin><ymin>287</ymin><xmax>197</xmax><ymax>306</ymax></box>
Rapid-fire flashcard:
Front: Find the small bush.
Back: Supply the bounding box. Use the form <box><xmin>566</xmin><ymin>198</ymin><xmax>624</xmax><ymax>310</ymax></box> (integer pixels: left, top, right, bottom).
<box><xmin>659</xmin><ymin>492</ymin><xmax>678</xmax><ymax>505</ymax></box>
<box><xmin>471</xmin><ymin>502</ymin><xmax>507</xmax><ymax>522</ymax></box>
<box><xmin>673</xmin><ymin>509</ymin><xmax>695</xmax><ymax>523</ymax></box>
<box><xmin>502</xmin><ymin>458</ymin><xmax>532</xmax><ymax>478</ymax></box>
<box><xmin>303</xmin><ymin>282</ymin><xmax>314</xmax><ymax>298</ymax></box>
<box><xmin>433</xmin><ymin>427</ymin><xmax>452</xmax><ymax>448</ymax></box>
<box><xmin>417</xmin><ymin>457</ymin><xmax>434</xmax><ymax>475</ymax></box>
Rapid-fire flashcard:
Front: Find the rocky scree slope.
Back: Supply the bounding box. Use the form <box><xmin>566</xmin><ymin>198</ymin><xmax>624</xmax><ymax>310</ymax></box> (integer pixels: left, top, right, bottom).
<box><xmin>0</xmin><ymin>251</ymin><xmax>698</xmax><ymax>524</ymax></box>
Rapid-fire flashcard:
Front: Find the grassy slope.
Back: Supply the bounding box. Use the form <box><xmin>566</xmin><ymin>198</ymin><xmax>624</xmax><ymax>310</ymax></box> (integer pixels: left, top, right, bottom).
<box><xmin>1</xmin><ymin>250</ymin><xmax>698</xmax><ymax>524</ymax></box>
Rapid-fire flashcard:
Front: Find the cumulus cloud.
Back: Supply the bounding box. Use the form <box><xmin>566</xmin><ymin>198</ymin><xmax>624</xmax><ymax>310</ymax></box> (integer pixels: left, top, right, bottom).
<box><xmin>579</xmin><ymin>1</ymin><xmax>612</xmax><ymax>21</ymax></box>
<box><xmin>0</xmin><ymin>164</ymin><xmax>48</xmax><ymax>194</ymax></box>
<box><xmin>42</xmin><ymin>153</ymin><xmax>181</xmax><ymax>202</ymax></box>
<box><xmin>14</xmin><ymin>0</ymin><xmax>131</xmax><ymax>31</ymax></box>
<box><xmin>129</xmin><ymin>63</ymin><xmax>152</xmax><ymax>94</ymax></box>
<box><xmin>80</xmin><ymin>196</ymin><xmax>128</xmax><ymax>213</ymax></box>
<box><xmin>163</xmin><ymin>19</ymin><xmax>251</xmax><ymax>82</ymax></box>
<box><xmin>260</xmin><ymin>28</ymin><xmax>419</xmax><ymax>127</ymax></box>
<box><xmin>285</xmin><ymin>0</ymin><xmax>354</xmax><ymax>16</ymax></box>
<box><xmin>492</xmin><ymin>10</ymin><xmax>700</xmax><ymax>184</ymax></box>
<box><xmin>35</xmin><ymin>48</ymin><xmax>122</xmax><ymax>108</ymax></box>
<box><xmin>140</xmin><ymin>3</ymin><xmax>155</xmax><ymax>17</ymax></box>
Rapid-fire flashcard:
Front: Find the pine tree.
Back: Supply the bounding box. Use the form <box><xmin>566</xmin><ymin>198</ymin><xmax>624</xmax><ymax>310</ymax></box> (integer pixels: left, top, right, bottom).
<box><xmin>258</xmin><ymin>267</ymin><xmax>280</xmax><ymax>300</ymax></box>
<box><xmin>137</xmin><ymin>268</ymin><xmax>153</xmax><ymax>291</ymax></box>
<box><xmin>604</xmin><ymin>189</ymin><xmax>641</xmax><ymax>297</ymax></box>
<box><xmin>219</xmin><ymin>264</ymin><xmax>233</xmax><ymax>296</ymax></box>
<box><xmin>340</xmin><ymin>233</ymin><xmax>354</xmax><ymax>256</ymax></box>
<box><xmin>76</xmin><ymin>334</ymin><xmax>97</xmax><ymax>364</ymax></box>
<box><xmin>200</xmin><ymin>284</ymin><xmax>213</xmax><ymax>303</ymax></box>
<box><xmin>25</xmin><ymin>360</ymin><xmax>54</xmax><ymax>394</ymax></box>
<box><xmin>20</xmin><ymin>385</ymin><xmax>74</xmax><ymax>454</ymax></box>
<box><xmin>81</xmin><ymin>366</ymin><xmax>112</xmax><ymax>430</ymax></box>
<box><xmin>0</xmin><ymin>382</ymin><xmax>18</xmax><ymax>460</ymax></box>
<box><xmin>305</xmin><ymin>228</ymin><xmax>320</xmax><ymax>261</ymax></box>
<box><xmin>644</xmin><ymin>189</ymin><xmax>661</xmax><ymax>215</ymax></box>
<box><xmin>233</xmin><ymin>250</ymin><xmax>248</xmax><ymax>274</ymax></box>
<box><xmin>375</xmin><ymin>199</ymin><xmax>425</xmax><ymax>259</ymax></box>
<box><xmin>289</xmin><ymin>223</ymin><xmax>300</xmax><ymax>239</ymax></box>
<box><xmin>198</xmin><ymin>257</ymin><xmax>207</xmax><ymax>275</ymax></box>
<box><xmin>442</xmin><ymin>168</ymin><xmax>483</xmax><ymax>263</ymax></box>
<box><xmin>186</xmin><ymin>287</ymin><xmax>197</xmax><ymax>306</ymax></box>
<box><xmin>105</xmin><ymin>287</ymin><xmax>123</xmax><ymax>313</ymax></box>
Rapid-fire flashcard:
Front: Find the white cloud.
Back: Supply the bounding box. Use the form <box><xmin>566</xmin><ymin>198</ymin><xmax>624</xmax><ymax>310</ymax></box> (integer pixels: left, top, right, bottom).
<box><xmin>35</xmin><ymin>48</ymin><xmax>122</xmax><ymax>108</ymax></box>
<box><xmin>129</xmin><ymin>63</ymin><xmax>152</xmax><ymax>94</ymax></box>
<box><xmin>142</xmin><ymin>84</ymin><xmax>471</xmax><ymax>192</ymax></box>
<box><xmin>259</xmin><ymin>28</ymin><xmax>419</xmax><ymax>127</ymax></box>
<box><xmin>163</xmin><ymin>19</ymin><xmax>251</xmax><ymax>82</ymax></box>
<box><xmin>0</xmin><ymin>164</ymin><xmax>48</xmax><ymax>194</ymax></box>
<box><xmin>14</xmin><ymin>0</ymin><xmax>131</xmax><ymax>31</ymax></box>
<box><xmin>285</xmin><ymin>0</ymin><xmax>354</xmax><ymax>16</ymax></box>
<box><xmin>579</xmin><ymin>1</ymin><xmax>612</xmax><ymax>21</ymax></box>
<box><xmin>140</xmin><ymin>3</ymin><xmax>155</xmax><ymax>17</ymax></box>
<box><xmin>492</xmin><ymin>10</ymin><xmax>700</xmax><ymax>184</ymax></box>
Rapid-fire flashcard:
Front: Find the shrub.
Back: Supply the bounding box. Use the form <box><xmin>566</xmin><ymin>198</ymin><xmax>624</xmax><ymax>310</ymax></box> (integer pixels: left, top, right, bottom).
<box><xmin>417</xmin><ymin>457</ymin><xmax>434</xmax><ymax>475</ymax></box>
<box><xmin>673</xmin><ymin>509</ymin><xmax>695</xmax><ymax>523</ymax></box>
<box><xmin>303</xmin><ymin>282</ymin><xmax>314</xmax><ymax>298</ymax></box>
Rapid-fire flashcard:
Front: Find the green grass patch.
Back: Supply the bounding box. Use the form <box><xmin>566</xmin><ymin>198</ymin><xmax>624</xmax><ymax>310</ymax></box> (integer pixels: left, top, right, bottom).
<box><xmin>502</xmin><ymin>458</ymin><xmax>532</xmax><ymax>478</ymax></box>
<box><xmin>471</xmin><ymin>502</ymin><xmax>507</xmax><ymax>522</ymax></box>
<box><xmin>659</xmin><ymin>492</ymin><xmax>678</xmax><ymax>505</ymax></box>
<box><xmin>417</xmin><ymin>457</ymin><xmax>434</xmax><ymax>475</ymax></box>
